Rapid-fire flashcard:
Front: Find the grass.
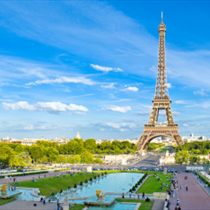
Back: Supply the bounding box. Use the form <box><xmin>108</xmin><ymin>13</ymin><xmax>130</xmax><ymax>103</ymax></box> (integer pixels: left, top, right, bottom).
<box><xmin>116</xmin><ymin>199</ymin><xmax>154</xmax><ymax>210</ymax></box>
<box><xmin>159</xmin><ymin>146</ymin><xmax>173</xmax><ymax>152</ymax></box>
<box><xmin>11</xmin><ymin>172</ymin><xmax>96</xmax><ymax>197</ymax></box>
<box><xmin>137</xmin><ymin>173</ymin><xmax>173</xmax><ymax>193</ymax></box>
<box><xmin>0</xmin><ymin>198</ymin><xmax>16</xmax><ymax>206</ymax></box>
<box><xmin>69</xmin><ymin>204</ymin><xmax>86</xmax><ymax>210</ymax></box>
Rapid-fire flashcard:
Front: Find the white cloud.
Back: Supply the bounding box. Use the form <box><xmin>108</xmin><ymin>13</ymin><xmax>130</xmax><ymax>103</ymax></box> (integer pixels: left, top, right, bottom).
<box><xmin>135</xmin><ymin>111</ymin><xmax>150</xmax><ymax>116</ymax></box>
<box><xmin>193</xmin><ymin>89</ymin><xmax>209</xmax><ymax>97</ymax></box>
<box><xmin>173</xmin><ymin>111</ymin><xmax>181</xmax><ymax>116</ymax></box>
<box><xmin>2</xmin><ymin>101</ymin><xmax>88</xmax><ymax>113</ymax></box>
<box><xmin>101</xmin><ymin>83</ymin><xmax>116</xmax><ymax>89</ymax></box>
<box><xmin>2</xmin><ymin>101</ymin><xmax>36</xmax><ymax>111</ymax></box>
<box><xmin>102</xmin><ymin>122</ymin><xmax>136</xmax><ymax>131</ymax></box>
<box><xmin>167</xmin><ymin>83</ymin><xmax>172</xmax><ymax>88</ymax></box>
<box><xmin>23</xmin><ymin>125</ymin><xmax>34</xmax><ymax>130</ymax></box>
<box><xmin>183</xmin><ymin>123</ymin><xmax>189</xmax><ymax>127</ymax></box>
<box><xmin>187</xmin><ymin>101</ymin><xmax>210</xmax><ymax>109</ymax></box>
<box><xmin>23</xmin><ymin>125</ymin><xmax>57</xmax><ymax>131</ymax></box>
<box><xmin>123</xmin><ymin>87</ymin><xmax>138</xmax><ymax>92</ymax></box>
<box><xmin>90</xmin><ymin>64</ymin><xmax>123</xmax><ymax>72</ymax></box>
<box><xmin>175</xmin><ymin>100</ymin><xmax>188</xmax><ymax>104</ymax></box>
<box><xmin>26</xmin><ymin>76</ymin><xmax>96</xmax><ymax>86</ymax></box>
<box><xmin>103</xmin><ymin>106</ymin><xmax>131</xmax><ymax>113</ymax></box>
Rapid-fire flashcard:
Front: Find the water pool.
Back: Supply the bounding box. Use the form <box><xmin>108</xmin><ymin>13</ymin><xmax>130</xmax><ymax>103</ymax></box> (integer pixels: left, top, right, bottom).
<box><xmin>16</xmin><ymin>189</ymin><xmax>38</xmax><ymax>200</ymax></box>
<box><xmin>76</xmin><ymin>173</ymin><xmax>143</xmax><ymax>197</ymax></box>
<box><xmin>88</xmin><ymin>202</ymin><xmax>137</xmax><ymax>210</ymax></box>
<box><xmin>0</xmin><ymin>185</ymin><xmax>37</xmax><ymax>200</ymax></box>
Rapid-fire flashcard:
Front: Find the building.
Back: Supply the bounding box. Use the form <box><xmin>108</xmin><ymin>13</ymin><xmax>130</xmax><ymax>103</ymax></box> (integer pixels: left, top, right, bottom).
<box><xmin>75</xmin><ymin>131</ymin><xmax>81</xmax><ymax>139</ymax></box>
<box><xmin>182</xmin><ymin>133</ymin><xmax>207</xmax><ymax>143</ymax></box>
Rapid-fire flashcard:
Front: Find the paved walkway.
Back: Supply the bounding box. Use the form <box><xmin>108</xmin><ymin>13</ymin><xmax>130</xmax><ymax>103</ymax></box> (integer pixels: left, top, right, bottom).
<box><xmin>151</xmin><ymin>199</ymin><xmax>165</xmax><ymax>210</ymax></box>
<box><xmin>170</xmin><ymin>173</ymin><xmax>210</xmax><ymax>210</ymax></box>
<box><xmin>0</xmin><ymin>170</ymin><xmax>79</xmax><ymax>184</ymax></box>
<box><xmin>0</xmin><ymin>200</ymin><xmax>57</xmax><ymax>210</ymax></box>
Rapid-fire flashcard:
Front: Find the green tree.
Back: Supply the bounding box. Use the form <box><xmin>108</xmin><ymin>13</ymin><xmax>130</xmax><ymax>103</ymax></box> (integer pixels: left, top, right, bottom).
<box><xmin>19</xmin><ymin>151</ymin><xmax>32</xmax><ymax>165</ymax></box>
<box><xmin>189</xmin><ymin>155</ymin><xmax>197</xmax><ymax>164</ymax></box>
<box><xmin>80</xmin><ymin>151</ymin><xmax>94</xmax><ymax>163</ymax></box>
<box><xmin>15</xmin><ymin>144</ymin><xmax>24</xmax><ymax>153</ymax></box>
<box><xmin>0</xmin><ymin>145</ymin><xmax>15</xmax><ymax>166</ymax></box>
<box><xmin>94</xmin><ymin>157</ymin><xmax>103</xmax><ymax>164</ymax></box>
<box><xmin>175</xmin><ymin>150</ymin><xmax>190</xmax><ymax>165</ymax></box>
<box><xmin>67</xmin><ymin>139</ymin><xmax>84</xmax><ymax>154</ymax></box>
<box><xmin>84</xmin><ymin>139</ymin><xmax>97</xmax><ymax>153</ymax></box>
<box><xmin>29</xmin><ymin>145</ymin><xmax>43</xmax><ymax>162</ymax></box>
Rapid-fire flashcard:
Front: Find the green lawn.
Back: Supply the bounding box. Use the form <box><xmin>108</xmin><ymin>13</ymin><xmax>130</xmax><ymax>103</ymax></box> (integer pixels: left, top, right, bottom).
<box><xmin>69</xmin><ymin>204</ymin><xmax>86</xmax><ymax>210</ymax></box>
<box><xmin>0</xmin><ymin>199</ymin><xmax>16</xmax><ymax>206</ymax></box>
<box><xmin>137</xmin><ymin>173</ymin><xmax>172</xmax><ymax>193</ymax></box>
<box><xmin>116</xmin><ymin>199</ymin><xmax>154</xmax><ymax>210</ymax></box>
<box><xmin>11</xmin><ymin>173</ymin><xmax>96</xmax><ymax>197</ymax></box>
<box><xmin>159</xmin><ymin>146</ymin><xmax>173</xmax><ymax>152</ymax></box>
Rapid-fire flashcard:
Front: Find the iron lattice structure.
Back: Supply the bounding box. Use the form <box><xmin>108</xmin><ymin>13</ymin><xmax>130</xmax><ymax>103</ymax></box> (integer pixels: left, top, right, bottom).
<box><xmin>137</xmin><ymin>13</ymin><xmax>184</xmax><ymax>151</ymax></box>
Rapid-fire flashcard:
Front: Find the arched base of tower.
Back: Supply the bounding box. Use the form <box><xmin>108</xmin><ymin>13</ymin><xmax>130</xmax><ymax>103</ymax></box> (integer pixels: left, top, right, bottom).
<box><xmin>137</xmin><ymin>124</ymin><xmax>184</xmax><ymax>151</ymax></box>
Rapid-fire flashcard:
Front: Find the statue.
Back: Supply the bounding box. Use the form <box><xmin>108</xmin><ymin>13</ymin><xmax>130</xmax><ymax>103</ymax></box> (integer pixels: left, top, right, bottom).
<box><xmin>96</xmin><ymin>190</ymin><xmax>104</xmax><ymax>200</ymax></box>
<box><xmin>63</xmin><ymin>196</ymin><xmax>69</xmax><ymax>210</ymax></box>
<box><xmin>1</xmin><ymin>185</ymin><xmax>7</xmax><ymax>194</ymax></box>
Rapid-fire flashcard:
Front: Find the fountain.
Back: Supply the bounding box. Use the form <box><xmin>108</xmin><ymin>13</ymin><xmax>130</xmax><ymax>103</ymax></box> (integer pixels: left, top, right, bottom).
<box><xmin>96</xmin><ymin>190</ymin><xmax>104</xmax><ymax>200</ymax></box>
<box><xmin>0</xmin><ymin>185</ymin><xmax>22</xmax><ymax>199</ymax></box>
<box><xmin>84</xmin><ymin>190</ymin><xmax>115</xmax><ymax>207</ymax></box>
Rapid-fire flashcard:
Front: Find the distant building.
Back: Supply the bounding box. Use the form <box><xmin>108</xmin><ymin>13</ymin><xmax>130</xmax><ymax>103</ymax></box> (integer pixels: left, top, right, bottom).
<box><xmin>182</xmin><ymin>134</ymin><xmax>207</xmax><ymax>143</ymax></box>
<box><xmin>75</xmin><ymin>131</ymin><xmax>81</xmax><ymax>139</ymax></box>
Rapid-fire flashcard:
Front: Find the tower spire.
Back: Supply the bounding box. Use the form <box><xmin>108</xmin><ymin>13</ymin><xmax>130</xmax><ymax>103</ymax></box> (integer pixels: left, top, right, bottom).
<box><xmin>155</xmin><ymin>12</ymin><xmax>167</xmax><ymax>99</ymax></box>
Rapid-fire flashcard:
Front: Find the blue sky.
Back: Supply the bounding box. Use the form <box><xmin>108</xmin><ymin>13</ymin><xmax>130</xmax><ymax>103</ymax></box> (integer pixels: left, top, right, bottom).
<box><xmin>0</xmin><ymin>1</ymin><xmax>210</xmax><ymax>139</ymax></box>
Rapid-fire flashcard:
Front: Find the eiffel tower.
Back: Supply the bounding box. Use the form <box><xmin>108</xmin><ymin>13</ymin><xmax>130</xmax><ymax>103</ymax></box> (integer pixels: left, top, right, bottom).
<box><xmin>137</xmin><ymin>12</ymin><xmax>184</xmax><ymax>152</ymax></box>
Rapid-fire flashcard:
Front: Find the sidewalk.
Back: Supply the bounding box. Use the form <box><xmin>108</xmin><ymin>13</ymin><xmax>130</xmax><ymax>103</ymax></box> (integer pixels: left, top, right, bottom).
<box><xmin>170</xmin><ymin>173</ymin><xmax>210</xmax><ymax>210</ymax></box>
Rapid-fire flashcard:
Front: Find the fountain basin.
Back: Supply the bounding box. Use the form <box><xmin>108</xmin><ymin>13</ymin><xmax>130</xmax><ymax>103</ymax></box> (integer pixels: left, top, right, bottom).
<box><xmin>0</xmin><ymin>191</ymin><xmax>22</xmax><ymax>199</ymax></box>
<box><xmin>84</xmin><ymin>195</ymin><xmax>115</xmax><ymax>207</ymax></box>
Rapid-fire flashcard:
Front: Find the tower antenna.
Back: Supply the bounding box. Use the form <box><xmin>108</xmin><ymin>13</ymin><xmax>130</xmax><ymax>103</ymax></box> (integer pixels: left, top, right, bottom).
<box><xmin>161</xmin><ymin>11</ymin><xmax>163</xmax><ymax>23</ymax></box>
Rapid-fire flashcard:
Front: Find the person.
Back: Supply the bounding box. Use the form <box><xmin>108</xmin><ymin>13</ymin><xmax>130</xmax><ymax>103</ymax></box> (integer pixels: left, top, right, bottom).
<box><xmin>142</xmin><ymin>192</ymin><xmax>145</xmax><ymax>198</ymax></box>
<box><xmin>186</xmin><ymin>185</ymin><xmax>188</xmax><ymax>191</ymax></box>
<box><xmin>180</xmin><ymin>185</ymin><xmax>181</xmax><ymax>190</ymax></box>
<box><xmin>177</xmin><ymin>199</ymin><xmax>179</xmax><ymax>205</ymax></box>
<box><xmin>122</xmin><ymin>193</ymin><xmax>124</xmax><ymax>199</ymax></box>
<box><xmin>48</xmin><ymin>198</ymin><xmax>51</xmax><ymax>202</ymax></box>
<box><xmin>166</xmin><ymin>200</ymin><xmax>170</xmax><ymax>210</ymax></box>
<box><xmin>137</xmin><ymin>193</ymin><xmax>140</xmax><ymax>199</ymax></box>
<box><xmin>40</xmin><ymin>197</ymin><xmax>43</xmax><ymax>202</ymax></box>
<box><xmin>129</xmin><ymin>192</ymin><xmax>131</xmax><ymax>198</ymax></box>
<box><xmin>175</xmin><ymin>205</ymin><xmax>179</xmax><ymax>210</ymax></box>
<box><xmin>57</xmin><ymin>203</ymin><xmax>60</xmax><ymax>210</ymax></box>
<box><xmin>43</xmin><ymin>198</ymin><xmax>46</xmax><ymax>205</ymax></box>
<box><xmin>38</xmin><ymin>190</ymin><xmax>40</xmax><ymax>196</ymax></box>
<box><xmin>178</xmin><ymin>206</ymin><xmax>181</xmax><ymax>210</ymax></box>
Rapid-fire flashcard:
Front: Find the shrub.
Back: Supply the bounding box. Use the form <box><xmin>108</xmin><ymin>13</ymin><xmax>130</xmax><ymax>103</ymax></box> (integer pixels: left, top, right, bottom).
<box><xmin>60</xmin><ymin>189</ymin><xmax>63</xmax><ymax>193</ymax></box>
<box><xmin>145</xmin><ymin>197</ymin><xmax>150</xmax><ymax>202</ymax></box>
<box><xmin>74</xmin><ymin>184</ymin><xmax>77</xmax><ymax>188</ymax></box>
<box><xmin>105</xmin><ymin>171</ymin><xmax>107</xmax><ymax>174</ymax></box>
<box><xmin>85</xmin><ymin>179</ymin><xmax>88</xmax><ymax>183</ymax></box>
<box><xmin>132</xmin><ymin>186</ymin><xmax>135</xmax><ymax>191</ymax></box>
<box><xmin>80</xmin><ymin>181</ymin><xmax>83</xmax><ymax>186</ymax></box>
<box><xmin>98</xmin><ymin>174</ymin><xmax>100</xmax><ymax>177</ymax></box>
<box><xmin>90</xmin><ymin>178</ymin><xmax>92</xmax><ymax>181</ymax></box>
